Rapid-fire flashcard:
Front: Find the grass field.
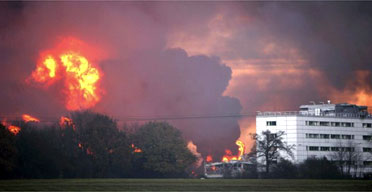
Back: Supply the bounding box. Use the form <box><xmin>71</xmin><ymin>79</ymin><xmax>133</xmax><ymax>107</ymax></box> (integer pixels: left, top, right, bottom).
<box><xmin>0</xmin><ymin>179</ymin><xmax>371</xmax><ymax>191</ymax></box>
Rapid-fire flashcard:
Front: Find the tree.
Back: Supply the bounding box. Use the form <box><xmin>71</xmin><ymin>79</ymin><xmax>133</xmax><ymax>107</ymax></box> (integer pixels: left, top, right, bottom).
<box><xmin>330</xmin><ymin>140</ymin><xmax>362</xmax><ymax>177</ymax></box>
<box><xmin>270</xmin><ymin>158</ymin><xmax>297</xmax><ymax>179</ymax></box>
<box><xmin>252</xmin><ymin>130</ymin><xmax>294</xmax><ymax>174</ymax></box>
<box><xmin>298</xmin><ymin>157</ymin><xmax>342</xmax><ymax>179</ymax></box>
<box><xmin>70</xmin><ymin>111</ymin><xmax>132</xmax><ymax>178</ymax></box>
<box><xmin>131</xmin><ymin>122</ymin><xmax>196</xmax><ymax>177</ymax></box>
<box><xmin>15</xmin><ymin>124</ymin><xmax>62</xmax><ymax>178</ymax></box>
<box><xmin>0</xmin><ymin>123</ymin><xmax>17</xmax><ymax>179</ymax></box>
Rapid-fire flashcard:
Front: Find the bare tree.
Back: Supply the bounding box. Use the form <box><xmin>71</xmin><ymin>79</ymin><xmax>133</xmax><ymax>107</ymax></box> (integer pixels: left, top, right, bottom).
<box><xmin>252</xmin><ymin>130</ymin><xmax>295</xmax><ymax>174</ymax></box>
<box><xmin>330</xmin><ymin>140</ymin><xmax>362</xmax><ymax>177</ymax></box>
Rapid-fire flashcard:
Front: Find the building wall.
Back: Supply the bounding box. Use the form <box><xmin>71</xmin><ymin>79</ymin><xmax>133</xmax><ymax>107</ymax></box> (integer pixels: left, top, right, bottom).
<box><xmin>256</xmin><ymin>115</ymin><xmax>372</xmax><ymax>174</ymax></box>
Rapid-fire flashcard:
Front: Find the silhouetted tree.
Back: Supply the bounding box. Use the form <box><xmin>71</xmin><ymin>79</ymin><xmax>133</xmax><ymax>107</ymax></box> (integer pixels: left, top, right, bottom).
<box><xmin>15</xmin><ymin>125</ymin><xmax>62</xmax><ymax>178</ymax></box>
<box><xmin>0</xmin><ymin>123</ymin><xmax>17</xmax><ymax>179</ymax></box>
<box><xmin>330</xmin><ymin>140</ymin><xmax>361</xmax><ymax>177</ymax></box>
<box><xmin>298</xmin><ymin>157</ymin><xmax>342</xmax><ymax>179</ymax></box>
<box><xmin>270</xmin><ymin>158</ymin><xmax>297</xmax><ymax>179</ymax></box>
<box><xmin>252</xmin><ymin>130</ymin><xmax>294</xmax><ymax>174</ymax></box>
<box><xmin>70</xmin><ymin>111</ymin><xmax>132</xmax><ymax>178</ymax></box>
<box><xmin>131</xmin><ymin>122</ymin><xmax>196</xmax><ymax>177</ymax></box>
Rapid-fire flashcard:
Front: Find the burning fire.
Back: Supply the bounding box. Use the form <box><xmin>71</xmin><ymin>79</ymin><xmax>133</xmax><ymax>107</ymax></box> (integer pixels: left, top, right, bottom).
<box><xmin>206</xmin><ymin>155</ymin><xmax>213</xmax><ymax>162</ymax></box>
<box><xmin>131</xmin><ymin>144</ymin><xmax>142</xmax><ymax>153</ymax></box>
<box><xmin>29</xmin><ymin>37</ymin><xmax>104</xmax><ymax>110</ymax></box>
<box><xmin>221</xmin><ymin>140</ymin><xmax>245</xmax><ymax>162</ymax></box>
<box><xmin>22</xmin><ymin>114</ymin><xmax>40</xmax><ymax>123</ymax></box>
<box><xmin>59</xmin><ymin>116</ymin><xmax>76</xmax><ymax>131</ymax></box>
<box><xmin>1</xmin><ymin>119</ymin><xmax>21</xmax><ymax>135</ymax></box>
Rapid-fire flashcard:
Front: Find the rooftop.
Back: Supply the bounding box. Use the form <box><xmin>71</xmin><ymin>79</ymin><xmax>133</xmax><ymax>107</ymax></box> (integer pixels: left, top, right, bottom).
<box><xmin>257</xmin><ymin>102</ymin><xmax>372</xmax><ymax>119</ymax></box>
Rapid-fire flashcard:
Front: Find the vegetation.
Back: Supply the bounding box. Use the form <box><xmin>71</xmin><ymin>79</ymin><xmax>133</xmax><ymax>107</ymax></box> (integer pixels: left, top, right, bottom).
<box><xmin>251</xmin><ymin>130</ymin><xmax>294</xmax><ymax>174</ymax></box>
<box><xmin>0</xmin><ymin>111</ymin><xmax>196</xmax><ymax>179</ymax></box>
<box><xmin>0</xmin><ymin>179</ymin><xmax>371</xmax><ymax>191</ymax></box>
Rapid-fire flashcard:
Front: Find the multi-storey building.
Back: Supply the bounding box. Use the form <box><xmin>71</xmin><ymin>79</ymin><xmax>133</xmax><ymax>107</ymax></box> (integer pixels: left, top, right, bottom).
<box><xmin>256</xmin><ymin>102</ymin><xmax>372</xmax><ymax>176</ymax></box>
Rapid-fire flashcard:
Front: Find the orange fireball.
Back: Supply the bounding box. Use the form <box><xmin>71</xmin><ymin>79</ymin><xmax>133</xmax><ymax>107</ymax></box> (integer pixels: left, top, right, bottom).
<box><xmin>28</xmin><ymin>37</ymin><xmax>105</xmax><ymax>110</ymax></box>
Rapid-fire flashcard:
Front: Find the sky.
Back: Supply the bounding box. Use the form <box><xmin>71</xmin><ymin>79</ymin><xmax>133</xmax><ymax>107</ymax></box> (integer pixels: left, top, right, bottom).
<box><xmin>1</xmin><ymin>1</ymin><xmax>372</xmax><ymax>159</ymax></box>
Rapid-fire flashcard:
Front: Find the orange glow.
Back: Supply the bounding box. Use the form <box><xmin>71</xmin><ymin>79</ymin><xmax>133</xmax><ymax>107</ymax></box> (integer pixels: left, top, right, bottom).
<box><xmin>8</xmin><ymin>125</ymin><xmax>21</xmax><ymax>135</ymax></box>
<box><xmin>221</xmin><ymin>140</ymin><xmax>245</xmax><ymax>162</ymax></box>
<box><xmin>187</xmin><ymin>141</ymin><xmax>203</xmax><ymax>167</ymax></box>
<box><xmin>131</xmin><ymin>144</ymin><xmax>142</xmax><ymax>153</ymax></box>
<box><xmin>31</xmin><ymin>54</ymin><xmax>58</xmax><ymax>84</ymax></box>
<box><xmin>1</xmin><ymin>119</ymin><xmax>21</xmax><ymax>135</ymax></box>
<box><xmin>60</xmin><ymin>52</ymin><xmax>101</xmax><ymax>110</ymax></box>
<box><xmin>22</xmin><ymin>114</ymin><xmax>40</xmax><ymax>123</ymax></box>
<box><xmin>59</xmin><ymin>116</ymin><xmax>76</xmax><ymax>131</ymax></box>
<box><xmin>206</xmin><ymin>155</ymin><xmax>213</xmax><ymax>162</ymax></box>
<box><xmin>28</xmin><ymin>37</ymin><xmax>104</xmax><ymax>110</ymax></box>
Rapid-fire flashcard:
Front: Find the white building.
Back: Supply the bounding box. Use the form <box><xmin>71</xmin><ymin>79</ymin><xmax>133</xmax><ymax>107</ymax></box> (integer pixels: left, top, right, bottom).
<box><xmin>256</xmin><ymin>102</ymin><xmax>372</xmax><ymax>176</ymax></box>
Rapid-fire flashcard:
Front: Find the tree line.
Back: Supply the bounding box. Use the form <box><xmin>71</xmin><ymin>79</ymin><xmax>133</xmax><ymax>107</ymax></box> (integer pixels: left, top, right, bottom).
<box><xmin>240</xmin><ymin>130</ymin><xmax>372</xmax><ymax>179</ymax></box>
<box><xmin>0</xmin><ymin>111</ymin><xmax>196</xmax><ymax>179</ymax></box>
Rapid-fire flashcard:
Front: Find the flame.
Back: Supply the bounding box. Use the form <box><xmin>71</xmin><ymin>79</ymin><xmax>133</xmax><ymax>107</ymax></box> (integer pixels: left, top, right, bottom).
<box><xmin>28</xmin><ymin>37</ymin><xmax>104</xmax><ymax>110</ymax></box>
<box><xmin>59</xmin><ymin>116</ymin><xmax>76</xmax><ymax>131</ymax></box>
<box><xmin>1</xmin><ymin>119</ymin><xmax>21</xmax><ymax>135</ymax></box>
<box><xmin>206</xmin><ymin>155</ymin><xmax>213</xmax><ymax>162</ymax></box>
<box><xmin>22</xmin><ymin>114</ymin><xmax>40</xmax><ymax>123</ymax></box>
<box><xmin>221</xmin><ymin>140</ymin><xmax>245</xmax><ymax>162</ymax></box>
<box><xmin>187</xmin><ymin>141</ymin><xmax>203</xmax><ymax>167</ymax></box>
<box><xmin>131</xmin><ymin>144</ymin><xmax>142</xmax><ymax>153</ymax></box>
<box><xmin>31</xmin><ymin>54</ymin><xmax>58</xmax><ymax>84</ymax></box>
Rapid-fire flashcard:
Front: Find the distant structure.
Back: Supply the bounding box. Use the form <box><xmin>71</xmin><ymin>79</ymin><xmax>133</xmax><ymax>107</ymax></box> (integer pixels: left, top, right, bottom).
<box><xmin>256</xmin><ymin>101</ymin><xmax>372</xmax><ymax>177</ymax></box>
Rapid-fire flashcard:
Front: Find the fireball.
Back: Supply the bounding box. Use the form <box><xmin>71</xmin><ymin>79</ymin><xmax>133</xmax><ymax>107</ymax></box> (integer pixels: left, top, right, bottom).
<box><xmin>28</xmin><ymin>37</ymin><xmax>104</xmax><ymax>110</ymax></box>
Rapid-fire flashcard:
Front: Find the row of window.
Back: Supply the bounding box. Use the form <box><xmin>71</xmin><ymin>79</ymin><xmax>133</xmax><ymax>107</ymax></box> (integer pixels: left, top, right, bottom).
<box><xmin>364</xmin><ymin>135</ymin><xmax>372</xmax><ymax>141</ymax></box>
<box><xmin>305</xmin><ymin>133</ymin><xmax>354</xmax><ymax>139</ymax></box>
<box><xmin>266</xmin><ymin>121</ymin><xmax>372</xmax><ymax>128</ymax></box>
<box><xmin>306</xmin><ymin>121</ymin><xmax>354</xmax><ymax>127</ymax></box>
<box><xmin>307</xmin><ymin>146</ymin><xmax>355</xmax><ymax>152</ymax></box>
<box><xmin>307</xmin><ymin>146</ymin><xmax>372</xmax><ymax>153</ymax></box>
<box><xmin>363</xmin><ymin>123</ymin><xmax>372</xmax><ymax>128</ymax></box>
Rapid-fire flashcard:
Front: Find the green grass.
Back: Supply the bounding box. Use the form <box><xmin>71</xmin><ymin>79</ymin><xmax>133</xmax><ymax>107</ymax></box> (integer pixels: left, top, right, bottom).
<box><xmin>0</xmin><ymin>179</ymin><xmax>371</xmax><ymax>191</ymax></box>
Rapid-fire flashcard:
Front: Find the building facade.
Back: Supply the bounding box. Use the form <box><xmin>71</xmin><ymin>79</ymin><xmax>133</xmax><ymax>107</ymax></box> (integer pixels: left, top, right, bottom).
<box><xmin>256</xmin><ymin>102</ymin><xmax>372</xmax><ymax>176</ymax></box>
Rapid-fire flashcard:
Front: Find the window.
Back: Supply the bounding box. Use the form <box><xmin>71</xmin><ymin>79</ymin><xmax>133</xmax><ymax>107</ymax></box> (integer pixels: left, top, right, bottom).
<box><xmin>320</xmin><ymin>147</ymin><xmax>330</xmax><ymax>151</ymax></box>
<box><xmin>306</xmin><ymin>121</ymin><xmax>318</xmax><ymax>126</ymax></box>
<box><xmin>308</xmin><ymin>134</ymin><xmax>319</xmax><ymax>139</ymax></box>
<box><xmin>363</xmin><ymin>135</ymin><xmax>372</xmax><ymax>141</ymax></box>
<box><xmin>331</xmin><ymin>147</ymin><xmax>339</xmax><ymax>151</ymax></box>
<box><xmin>341</xmin><ymin>135</ymin><xmax>354</xmax><ymax>140</ymax></box>
<box><xmin>320</xmin><ymin>134</ymin><xmax>330</xmax><ymax>139</ymax></box>
<box><xmin>266</xmin><ymin>121</ymin><xmax>276</xmax><ymax>126</ymax></box>
<box><xmin>331</xmin><ymin>122</ymin><xmax>340</xmax><ymax>127</ymax></box>
<box><xmin>363</xmin><ymin>148</ymin><xmax>372</xmax><ymax>152</ymax></box>
<box><xmin>331</xmin><ymin>134</ymin><xmax>340</xmax><ymax>139</ymax></box>
<box><xmin>342</xmin><ymin>147</ymin><xmax>354</xmax><ymax>152</ymax></box>
<box><xmin>363</xmin><ymin>123</ymin><xmax>372</xmax><ymax>128</ymax></box>
<box><xmin>319</xmin><ymin>121</ymin><xmax>329</xmax><ymax>126</ymax></box>
<box><xmin>309</xmin><ymin>146</ymin><xmax>319</xmax><ymax>151</ymax></box>
<box><xmin>341</xmin><ymin>122</ymin><xmax>353</xmax><ymax>127</ymax></box>
<box><xmin>363</xmin><ymin>161</ymin><xmax>372</xmax><ymax>166</ymax></box>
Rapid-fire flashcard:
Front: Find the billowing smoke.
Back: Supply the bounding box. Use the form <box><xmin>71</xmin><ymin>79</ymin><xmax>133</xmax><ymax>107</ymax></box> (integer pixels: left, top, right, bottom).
<box><xmin>1</xmin><ymin>2</ymin><xmax>372</xmax><ymax>158</ymax></box>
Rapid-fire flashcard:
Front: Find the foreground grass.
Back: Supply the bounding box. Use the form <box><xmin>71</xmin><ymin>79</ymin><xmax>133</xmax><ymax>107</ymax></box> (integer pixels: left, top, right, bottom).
<box><xmin>0</xmin><ymin>179</ymin><xmax>371</xmax><ymax>191</ymax></box>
